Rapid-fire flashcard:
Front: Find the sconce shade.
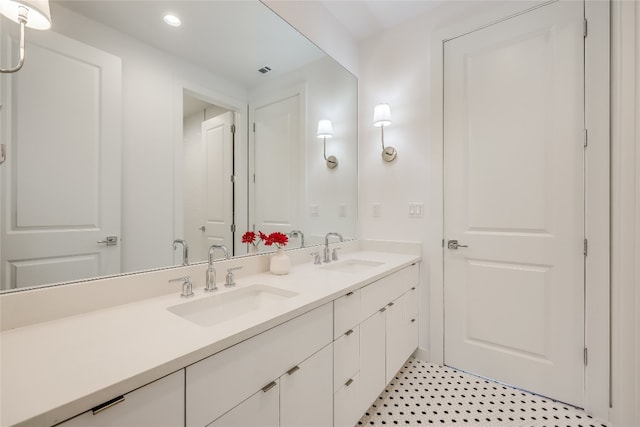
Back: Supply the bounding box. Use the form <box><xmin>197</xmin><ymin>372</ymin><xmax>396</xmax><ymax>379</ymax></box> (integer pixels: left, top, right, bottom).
<box><xmin>373</xmin><ymin>103</ymin><xmax>391</xmax><ymax>127</ymax></box>
<box><xmin>0</xmin><ymin>0</ymin><xmax>51</xmax><ymax>29</ymax></box>
<box><xmin>317</xmin><ymin>119</ymin><xmax>333</xmax><ymax>138</ymax></box>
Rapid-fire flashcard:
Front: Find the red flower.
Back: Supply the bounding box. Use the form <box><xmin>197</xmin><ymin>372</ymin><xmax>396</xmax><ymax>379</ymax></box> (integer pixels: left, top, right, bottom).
<box><xmin>242</xmin><ymin>231</ymin><xmax>257</xmax><ymax>245</ymax></box>
<box><xmin>264</xmin><ymin>232</ymin><xmax>288</xmax><ymax>248</ymax></box>
<box><xmin>259</xmin><ymin>231</ymin><xmax>269</xmax><ymax>242</ymax></box>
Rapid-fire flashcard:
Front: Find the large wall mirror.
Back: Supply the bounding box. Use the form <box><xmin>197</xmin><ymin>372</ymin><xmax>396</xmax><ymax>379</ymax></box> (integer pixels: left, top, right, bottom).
<box><xmin>0</xmin><ymin>1</ymin><xmax>358</xmax><ymax>292</ymax></box>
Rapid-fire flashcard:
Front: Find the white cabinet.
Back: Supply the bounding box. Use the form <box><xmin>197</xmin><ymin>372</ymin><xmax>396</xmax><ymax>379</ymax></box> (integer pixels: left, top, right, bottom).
<box><xmin>208</xmin><ymin>380</ymin><xmax>279</xmax><ymax>427</ymax></box>
<box><xmin>334</xmin><ymin>325</ymin><xmax>359</xmax><ymax>392</ymax></box>
<box><xmin>280</xmin><ymin>344</ymin><xmax>333</xmax><ymax>427</ymax></box>
<box><xmin>334</xmin><ymin>289</ymin><xmax>360</xmax><ymax>339</ymax></box>
<box><xmin>352</xmin><ymin>262</ymin><xmax>420</xmax><ymax>414</ymax></box>
<box><xmin>56</xmin><ymin>370</ymin><xmax>185</xmax><ymax>427</ymax></box>
<box><xmin>187</xmin><ymin>303</ymin><xmax>333</xmax><ymax>427</ymax></box>
<box><xmin>359</xmin><ymin>308</ymin><xmax>386</xmax><ymax>414</ymax></box>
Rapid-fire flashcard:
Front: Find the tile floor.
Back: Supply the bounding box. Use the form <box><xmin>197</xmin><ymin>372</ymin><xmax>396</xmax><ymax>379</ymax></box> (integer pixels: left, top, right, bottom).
<box><xmin>358</xmin><ymin>357</ymin><xmax>610</xmax><ymax>427</ymax></box>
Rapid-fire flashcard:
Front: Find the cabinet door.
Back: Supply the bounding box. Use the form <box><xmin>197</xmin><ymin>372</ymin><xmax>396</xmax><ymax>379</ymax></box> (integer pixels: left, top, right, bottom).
<box><xmin>359</xmin><ymin>309</ymin><xmax>386</xmax><ymax>415</ymax></box>
<box><xmin>57</xmin><ymin>370</ymin><xmax>184</xmax><ymax>427</ymax></box>
<box><xmin>334</xmin><ymin>325</ymin><xmax>359</xmax><ymax>392</ymax></box>
<box><xmin>207</xmin><ymin>380</ymin><xmax>279</xmax><ymax>427</ymax></box>
<box><xmin>280</xmin><ymin>344</ymin><xmax>333</xmax><ymax>427</ymax></box>
<box><xmin>386</xmin><ymin>294</ymin><xmax>408</xmax><ymax>384</ymax></box>
<box><xmin>334</xmin><ymin>372</ymin><xmax>360</xmax><ymax>427</ymax></box>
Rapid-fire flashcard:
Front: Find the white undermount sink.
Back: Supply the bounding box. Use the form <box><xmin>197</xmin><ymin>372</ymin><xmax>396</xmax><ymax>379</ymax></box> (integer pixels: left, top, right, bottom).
<box><xmin>167</xmin><ymin>284</ymin><xmax>298</xmax><ymax>327</ymax></box>
<box><xmin>322</xmin><ymin>259</ymin><xmax>384</xmax><ymax>274</ymax></box>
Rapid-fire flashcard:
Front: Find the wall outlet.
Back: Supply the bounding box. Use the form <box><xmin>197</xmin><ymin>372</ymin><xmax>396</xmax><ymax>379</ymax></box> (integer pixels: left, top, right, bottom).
<box><xmin>409</xmin><ymin>203</ymin><xmax>424</xmax><ymax>218</ymax></box>
<box><xmin>372</xmin><ymin>203</ymin><xmax>381</xmax><ymax>218</ymax></box>
<box><xmin>311</xmin><ymin>205</ymin><xmax>320</xmax><ymax>217</ymax></box>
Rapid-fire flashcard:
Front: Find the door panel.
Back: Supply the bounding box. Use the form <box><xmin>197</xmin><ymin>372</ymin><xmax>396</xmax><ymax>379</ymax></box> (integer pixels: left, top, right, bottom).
<box><xmin>444</xmin><ymin>1</ymin><xmax>584</xmax><ymax>406</ymax></box>
<box><xmin>252</xmin><ymin>94</ymin><xmax>301</xmax><ymax>235</ymax></box>
<box><xmin>202</xmin><ymin>112</ymin><xmax>234</xmax><ymax>254</ymax></box>
<box><xmin>0</xmin><ymin>27</ymin><xmax>121</xmax><ymax>289</ymax></box>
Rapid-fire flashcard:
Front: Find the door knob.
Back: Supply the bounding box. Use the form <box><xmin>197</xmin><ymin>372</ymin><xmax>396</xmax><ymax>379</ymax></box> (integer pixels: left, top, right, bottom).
<box><xmin>447</xmin><ymin>240</ymin><xmax>468</xmax><ymax>250</ymax></box>
<box><xmin>97</xmin><ymin>236</ymin><xmax>118</xmax><ymax>246</ymax></box>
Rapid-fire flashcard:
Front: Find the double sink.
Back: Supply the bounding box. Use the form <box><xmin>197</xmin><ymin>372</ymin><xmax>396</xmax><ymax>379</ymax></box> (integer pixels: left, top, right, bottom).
<box><xmin>167</xmin><ymin>259</ymin><xmax>383</xmax><ymax>327</ymax></box>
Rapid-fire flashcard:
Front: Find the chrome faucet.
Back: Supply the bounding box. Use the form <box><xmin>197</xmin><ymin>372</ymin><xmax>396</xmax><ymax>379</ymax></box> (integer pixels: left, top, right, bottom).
<box><xmin>205</xmin><ymin>244</ymin><xmax>229</xmax><ymax>292</ymax></box>
<box><xmin>324</xmin><ymin>232</ymin><xmax>344</xmax><ymax>263</ymax></box>
<box><xmin>172</xmin><ymin>239</ymin><xmax>189</xmax><ymax>266</ymax></box>
<box><xmin>289</xmin><ymin>230</ymin><xmax>305</xmax><ymax>248</ymax></box>
<box><xmin>169</xmin><ymin>276</ymin><xmax>194</xmax><ymax>298</ymax></box>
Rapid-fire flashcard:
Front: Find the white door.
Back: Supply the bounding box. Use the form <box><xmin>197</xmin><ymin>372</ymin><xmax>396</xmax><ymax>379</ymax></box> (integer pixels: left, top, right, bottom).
<box><xmin>444</xmin><ymin>1</ymin><xmax>585</xmax><ymax>406</ymax></box>
<box><xmin>200</xmin><ymin>112</ymin><xmax>235</xmax><ymax>255</ymax></box>
<box><xmin>251</xmin><ymin>94</ymin><xmax>301</xmax><ymax>237</ymax></box>
<box><xmin>0</xmin><ymin>25</ymin><xmax>121</xmax><ymax>290</ymax></box>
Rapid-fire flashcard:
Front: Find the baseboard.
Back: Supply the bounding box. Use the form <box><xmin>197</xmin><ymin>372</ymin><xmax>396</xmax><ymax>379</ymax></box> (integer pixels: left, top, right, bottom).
<box><xmin>412</xmin><ymin>347</ymin><xmax>430</xmax><ymax>362</ymax></box>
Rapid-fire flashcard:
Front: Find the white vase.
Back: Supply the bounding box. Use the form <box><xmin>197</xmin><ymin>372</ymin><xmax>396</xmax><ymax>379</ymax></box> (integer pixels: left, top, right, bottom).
<box><xmin>270</xmin><ymin>248</ymin><xmax>290</xmax><ymax>275</ymax></box>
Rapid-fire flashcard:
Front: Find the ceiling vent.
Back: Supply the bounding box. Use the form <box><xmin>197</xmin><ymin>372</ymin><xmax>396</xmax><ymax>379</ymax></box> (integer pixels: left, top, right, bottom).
<box><xmin>258</xmin><ymin>66</ymin><xmax>271</xmax><ymax>74</ymax></box>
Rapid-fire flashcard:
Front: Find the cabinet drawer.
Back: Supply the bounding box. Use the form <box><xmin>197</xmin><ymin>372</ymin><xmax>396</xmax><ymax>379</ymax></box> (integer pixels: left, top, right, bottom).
<box><xmin>186</xmin><ymin>303</ymin><xmax>333</xmax><ymax>427</ymax></box>
<box><xmin>57</xmin><ymin>370</ymin><xmax>185</xmax><ymax>427</ymax></box>
<box><xmin>207</xmin><ymin>380</ymin><xmax>279</xmax><ymax>427</ymax></box>
<box><xmin>334</xmin><ymin>325</ymin><xmax>359</xmax><ymax>392</ymax></box>
<box><xmin>334</xmin><ymin>372</ymin><xmax>361</xmax><ymax>427</ymax></box>
<box><xmin>360</xmin><ymin>263</ymin><xmax>419</xmax><ymax>321</ymax></box>
<box><xmin>406</xmin><ymin>285</ymin><xmax>418</xmax><ymax>322</ymax></box>
<box><xmin>334</xmin><ymin>289</ymin><xmax>360</xmax><ymax>338</ymax></box>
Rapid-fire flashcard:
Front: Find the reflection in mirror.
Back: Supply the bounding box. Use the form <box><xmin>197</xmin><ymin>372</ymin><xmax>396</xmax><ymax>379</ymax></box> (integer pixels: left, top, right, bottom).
<box><xmin>0</xmin><ymin>1</ymin><xmax>357</xmax><ymax>292</ymax></box>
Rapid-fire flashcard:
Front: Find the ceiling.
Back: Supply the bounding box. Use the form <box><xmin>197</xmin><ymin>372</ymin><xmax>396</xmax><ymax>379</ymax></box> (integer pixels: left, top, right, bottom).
<box><xmin>318</xmin><ymin>0</ymin><xmax>447</xmax><ymax>40</ymax></box>
<box><xmin>54</xmin><ymin>1</ymin><xmax>326</xmax><ymax>90</ymax></box>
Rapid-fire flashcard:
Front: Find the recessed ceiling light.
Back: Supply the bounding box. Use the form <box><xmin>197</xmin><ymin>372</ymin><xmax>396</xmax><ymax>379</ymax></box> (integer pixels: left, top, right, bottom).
<box><xmin>163</xmin><ymin>14</ymin><xmax>181</xmax><ymax>27</ymax></box>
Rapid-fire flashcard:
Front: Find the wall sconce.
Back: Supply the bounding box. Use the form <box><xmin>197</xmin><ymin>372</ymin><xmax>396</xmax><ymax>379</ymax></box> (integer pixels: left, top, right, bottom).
<box><xmin>317</xmin><ymin>119</ymin><xmax>338</xmax><ymax>169</ymax></box>
<box><xmin>0</xmin><ymin>0</ymin><xmax>52</xmax><ymax>73</ymax></box>
<box><xmin>373</xmin><ymin>103</ymin><xmax>397</xmax><ymax>162</ymax></box>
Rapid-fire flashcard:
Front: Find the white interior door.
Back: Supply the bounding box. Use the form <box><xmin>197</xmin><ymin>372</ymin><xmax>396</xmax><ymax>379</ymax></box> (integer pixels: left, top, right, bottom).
<box><xmin>0</xmin><ymin>24</ymin><xmax>121</xmax><ymax>290</ymax></box>
<box><xmin>443</xmin><ymin>1</ymin><xmax>585</xmax><ymax>406</ymax></box>
<box><xmin>251</xmin><ymin>94</ymin><xmax>301</xmax><ymax>236</ymax></box>
<box><xmin>201</xmin><ymin>112</ymin><xmax>234</xmax><ymax>254</ymax></box>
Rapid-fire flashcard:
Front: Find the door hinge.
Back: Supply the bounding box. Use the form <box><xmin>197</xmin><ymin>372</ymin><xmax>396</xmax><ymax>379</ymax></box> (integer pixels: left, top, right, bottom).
<box><xmin>230</xmin><ymin>175</ymin><xmax>236</xmax><ymax>183</ymax></box>
<box><xmin>583</xmin><ymin>238</ymin><xmax>588</xmax><ymax>256</ymax></box>
<box><xmin>583</xmin><ymin>18</ymin><xmax>588</xmax><ymax>38</ymax></box>
<box><xmin>583</xmin><ymin>129</ymin><xmax>588</xmax><ymax>148</ymax></box>
<box><xmin>231</xmin><ymin>124</ymin><xmax>236</xmax><ymax>134</ymax></box>
<box><xmin>231</xmin><ymin>224</ymin><xmax>236</xmax><ymax>233</ymax></box>
<box><xmin>0</xmin><ymin>143</ymin><xmax>5</xmax><ymax>165</ymax></box>
<box><xmin>253</xmin><ymin>122</ymin><xmax>256</xmax><ymax>132</ymax></box>
<box><xmin>253</xmin><ymin>173</ymin><xmax>256</xmax><ymax>183</ymax></box>
<box><xmin>584</xmin><ymin>348</ymin><xmax>588</xmax><ymax>366</ymax></box>
<box><xmin>442</xmin><ymin>239</ymin><xmax>445</xmax><ymax>248</ymax></box>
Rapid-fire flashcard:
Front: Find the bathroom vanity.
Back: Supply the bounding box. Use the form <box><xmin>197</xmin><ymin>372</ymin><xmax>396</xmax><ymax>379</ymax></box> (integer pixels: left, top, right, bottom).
<box><xmin>0</xmin><ymin>242</ymin><xmax>420</xmax><ymax>427</ymax></box>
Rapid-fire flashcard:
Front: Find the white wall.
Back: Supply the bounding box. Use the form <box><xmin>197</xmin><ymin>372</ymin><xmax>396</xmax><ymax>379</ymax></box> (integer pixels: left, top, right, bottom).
<box><xmin>51</xmin><ymin>6</ymin><xmax>248</xmax><ymax>273</ymax></box>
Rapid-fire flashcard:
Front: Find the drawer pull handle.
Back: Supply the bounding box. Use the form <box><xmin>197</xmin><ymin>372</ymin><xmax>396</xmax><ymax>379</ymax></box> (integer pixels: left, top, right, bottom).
<box><xmin>286</xmin><ymin>366</ymin><xmax>300</xmax><ymax>375</ymax></box>
<box><xmin>346</xmin><ymin>291</ymin><xmax>354</xmax><ymax>296</ymax></box>
<box><xmin>92</xmin><ymin>396</ymin><xmax>125</xmax><ymax>415</ymax></box>
<box><xmin>411</xmin><ymin>318</ymin><xmax>416</xmax><ymax>323</ymax></box>
<box><xmin>345</xmin><ymin>329</ymin><xmax>354</xmax><ymax>336</ymax></box>
<box><xmin>345</xmin><ymin>378</ymin><xmax>354</xmax><ymax>387</ymax></box>
<box><xmin>262</xmin><ymin>381</ymin><xmax>277</xmax><ymax>393</ymax></box>
<box><xmin>379</xmin><ymin>307</ymin><xmax>386</xmax><ymax>313</ymax></box>
<box><xmin>388</xmin><ymin>302</ymin><xmax>394</xmax><ymax>307</ymax></box>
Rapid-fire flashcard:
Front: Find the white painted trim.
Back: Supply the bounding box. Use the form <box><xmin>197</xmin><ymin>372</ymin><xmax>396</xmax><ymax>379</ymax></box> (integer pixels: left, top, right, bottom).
<box><xmin>173</xmin><ymin>81</ymin><xmax>248</xmax><ymax>261</ymax></box>
<box><xmin>584</xmin><ymin>1</ymin><xmax>610</xmax><ymax>419</ymax></box>
<box><xmin>610</xmin><ymin>1</ymin><xmax>640</xmax><ymax>425</ymax></box>
<box><xmin>428</xmin><ymin>0</ymin><xmax>610</xmax><ymax>417</ymax></box>
<box><xmin>412</xmin><ymin>347</ymin><xmax>430</xmax><ymax>362</ymax></box>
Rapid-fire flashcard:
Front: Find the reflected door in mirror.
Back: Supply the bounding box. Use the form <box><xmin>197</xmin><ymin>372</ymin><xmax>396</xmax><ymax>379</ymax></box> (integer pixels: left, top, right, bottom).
<box><xmin>0</xmin><ymin>29</ymin><xmax>122</xmax><ymax>290</ymax></box>
<box><xmin>252</xmin><ymin>93</ymin><xmax>302</xmax><ymax>239</ymax></box>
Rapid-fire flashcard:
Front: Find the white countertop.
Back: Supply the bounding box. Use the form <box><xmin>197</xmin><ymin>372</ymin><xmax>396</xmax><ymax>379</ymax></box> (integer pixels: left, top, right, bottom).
<box><xmin>0</xmin><ymin>249</ymin><xmax>420</xmax><ymax>427</ymax></box>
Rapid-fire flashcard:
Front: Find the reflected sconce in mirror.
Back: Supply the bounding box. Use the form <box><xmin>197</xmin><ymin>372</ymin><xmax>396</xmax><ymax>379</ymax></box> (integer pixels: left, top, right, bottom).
<box><xmin>317</xmin><ymin>119</ymin><xmax>338</xmax><ymax>169</ymax></box>
<box><xmin>0</xmin><ymin>0</ymin><xmax>52</xmax><ymax>73</ymax></box>
<box><xmin>373</xmin><ymin>103</ymin><xmax>397</xmax><ymax>162</ymax></box>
